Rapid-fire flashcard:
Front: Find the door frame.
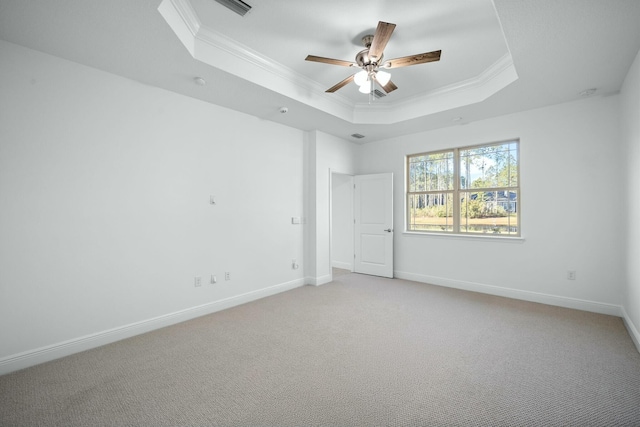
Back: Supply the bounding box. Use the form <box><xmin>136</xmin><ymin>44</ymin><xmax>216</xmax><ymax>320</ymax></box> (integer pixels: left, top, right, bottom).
<box><xmin>329</xmin><ymin>170</ymin><xmax>394</xmax><ymax>281</ymax></box>
<box><xmin>329</xmin><ymin>170</ymin><xmax>355</xmax><ymax>282</ymax></box>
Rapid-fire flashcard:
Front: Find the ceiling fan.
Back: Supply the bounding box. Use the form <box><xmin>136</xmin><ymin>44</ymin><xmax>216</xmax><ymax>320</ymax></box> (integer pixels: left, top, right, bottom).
<box><xmin>305</xmin><ymin>21</ymin><xmax>441</xmax><ymax>95</ymax></box>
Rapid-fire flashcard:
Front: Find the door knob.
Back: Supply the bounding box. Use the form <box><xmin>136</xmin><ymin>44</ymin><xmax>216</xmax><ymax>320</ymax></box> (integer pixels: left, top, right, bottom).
<box><xmin>384</xmin><ymin>228</ymin><xmax>392</xmax><ymax>232</ymax></box>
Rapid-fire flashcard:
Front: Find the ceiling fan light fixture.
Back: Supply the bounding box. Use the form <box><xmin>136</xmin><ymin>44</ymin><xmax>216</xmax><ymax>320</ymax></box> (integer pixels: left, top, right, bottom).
<box><xmin>359</xmin><ymin>82</ymin><xmax>371</xmax><ymax>94</ymax></box>
<box><xmin>376</xmin><ymin>70</ymin><xmax>391</xmax><ymax>86</ymax></box>
<box><xmin>354</xmin><ymin>70</ymin><xmax>368</xmax><ymax>87</ymax></box>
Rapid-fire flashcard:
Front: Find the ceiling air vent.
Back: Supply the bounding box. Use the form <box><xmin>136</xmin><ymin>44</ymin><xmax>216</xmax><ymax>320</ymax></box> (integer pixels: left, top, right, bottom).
<box><xmin>351</xmin><ymin>133</ymin><xmax>365</xmax><ymax>139</ymax></box>
<box><xmin>373</xmin><ymin>89</ymin><xmax>387</xmax><ymax>99</ymax></box>
<box><xmin>213</xmin><ymin>0</ymin><xmax>252</xmax><ymax>16</ymax></box>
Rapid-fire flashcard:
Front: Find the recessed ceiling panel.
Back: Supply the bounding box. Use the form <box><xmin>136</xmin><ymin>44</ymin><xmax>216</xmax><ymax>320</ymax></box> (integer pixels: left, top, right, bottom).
<box><xmin>161</xmin><ymin>0</ymin><xmax>517</xmax><ymax>123</ymax></box>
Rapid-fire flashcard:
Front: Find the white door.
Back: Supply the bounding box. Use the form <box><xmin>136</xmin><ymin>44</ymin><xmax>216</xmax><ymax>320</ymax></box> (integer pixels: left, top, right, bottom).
<box><xmin>354</xmin><ymin>173</ymin><xmax>393</xmax><ymax>278</ymax></box>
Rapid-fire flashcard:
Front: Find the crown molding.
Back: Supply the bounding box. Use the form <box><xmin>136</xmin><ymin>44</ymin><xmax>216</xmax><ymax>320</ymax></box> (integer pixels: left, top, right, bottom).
<box><xmin>157</xmin><ymin>0</ymin><xmax>200</xmax><ymax>55</ymax></box>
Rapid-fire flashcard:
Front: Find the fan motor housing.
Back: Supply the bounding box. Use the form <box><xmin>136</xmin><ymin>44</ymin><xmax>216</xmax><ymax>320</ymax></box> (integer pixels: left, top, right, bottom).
<box><xmin>356</xmin><ymin>49</ymin><xmax>383</xmax><ymax>68</ymax></box>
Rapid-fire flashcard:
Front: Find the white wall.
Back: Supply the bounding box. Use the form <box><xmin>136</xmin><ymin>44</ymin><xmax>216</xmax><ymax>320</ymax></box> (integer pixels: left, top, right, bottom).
<box><xmin>304</xmin><ymin>131</ymin><xmax>357</xmax><ymax>285</ymax></box>
<box><xmin>331</xmin><ymin>173</ymin><xmax>354</xmax><ymax>270</ymax></box>
<box><xmin>0</xmin><ymin>41</ymin><xmax>305</xmax><ymax>373</ymax></box>
<box><xmin>357</xmin><ymin>95</ymin><xmax>626</xmax><ymax>315</ymax></box>
<box><xmin>621</xmin><ymin>48</ymin><xmax>640</xmax><ymax>348</ymax></box>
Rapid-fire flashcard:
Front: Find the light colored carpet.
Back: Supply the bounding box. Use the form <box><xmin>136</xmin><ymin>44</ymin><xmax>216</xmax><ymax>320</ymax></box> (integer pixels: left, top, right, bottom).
<box><xmin>1</xmin><ymin>273</ymin><xmax>639</xmax><ymax>426</ymax></box>
<box><xmin>332</xmin><ymin>267</ymin><xmax>350</xmax><ymax>277</ymax></box>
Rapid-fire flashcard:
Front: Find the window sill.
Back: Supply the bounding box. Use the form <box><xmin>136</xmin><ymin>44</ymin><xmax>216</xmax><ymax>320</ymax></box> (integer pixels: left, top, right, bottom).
<box><xmin>402</xmin><ymin>231</ymin><xmax>525</xmax><ymax>243</ymax></box>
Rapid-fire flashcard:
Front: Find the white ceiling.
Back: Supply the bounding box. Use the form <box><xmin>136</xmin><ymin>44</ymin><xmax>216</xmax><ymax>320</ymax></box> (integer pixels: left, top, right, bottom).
<box><xmin>1</xmin><ymin>0</ymin><xmax>639</xmax><ymax>143</ymax></box>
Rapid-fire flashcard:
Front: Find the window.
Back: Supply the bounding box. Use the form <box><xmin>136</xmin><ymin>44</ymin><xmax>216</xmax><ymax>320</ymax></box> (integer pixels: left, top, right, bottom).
<box><xmin>407</xmin><ymin>140</ymin><xmax>519</xmax><ymax>236</ymax></box>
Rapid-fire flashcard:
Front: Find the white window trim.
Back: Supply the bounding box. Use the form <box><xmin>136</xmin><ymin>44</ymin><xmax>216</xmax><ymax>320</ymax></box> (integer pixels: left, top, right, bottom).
<box><xmin>405</xmin><ymin>139</ymin><xmax>520</xmax><ymax>238</ymax></box>
<box><xmin>402</xmin><ymin>230</ymin><xmax>525</xmax><ymax>243</ymax></box>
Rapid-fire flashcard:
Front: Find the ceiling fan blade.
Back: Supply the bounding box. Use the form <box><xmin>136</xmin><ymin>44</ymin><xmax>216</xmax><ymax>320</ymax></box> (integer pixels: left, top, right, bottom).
<box><xmin>368</xmin><ymin>21</ymin><xmax>396</xmax><ymax>61</ymax></box>
<box><xmin>305</xmin><ymin>55</ymin><xmax>356</xmax><ymax>67</ymax></box>
<box><xmin>372</xmin><ymin>75</ymin><xmax>398</xmax><ymax>94</ymax></box>
<box><xmin>326</xmin><ymin>74</ymin><xmax>356</xmax><ymax>93</ymax></box>
<box><xmin>384</xmin><ymin>50</ymin><xmax>441</xmax><ymax>69</ymax></box>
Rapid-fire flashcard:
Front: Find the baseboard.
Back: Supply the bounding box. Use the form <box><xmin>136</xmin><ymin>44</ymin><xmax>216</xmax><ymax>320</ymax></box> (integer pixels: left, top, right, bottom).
<box><xmin>394</xmin><ymin>271</ymin><xmax>623</xmax><ymax>317</ymax></box>
<box><xmin>305</xmin><ymin>274</ymin><xmax>332</xmax><ymax>286</ymax></box>
<box><xmin>0</xmin><ymin>278</ymin><xmax>305</xmax><ymax>376</ymax></box>
<box><xmin>621</xmin><ymin>306</ymin><xmax>640</xmax><ymax>353</ymax></box>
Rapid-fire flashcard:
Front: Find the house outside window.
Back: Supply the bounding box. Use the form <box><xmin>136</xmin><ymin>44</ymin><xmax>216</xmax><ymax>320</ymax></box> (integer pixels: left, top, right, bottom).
<box><xmin>407</xmin><ymin>140</ymin><xmax>520</xmax><ymax>236</ymax></box>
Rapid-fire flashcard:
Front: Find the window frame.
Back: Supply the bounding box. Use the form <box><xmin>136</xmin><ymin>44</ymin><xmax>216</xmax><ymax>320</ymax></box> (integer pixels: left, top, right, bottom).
<box><xmin>406</xmin><ymin>139</ymin><xmax>520</xmax><ymax>237</ymax></box>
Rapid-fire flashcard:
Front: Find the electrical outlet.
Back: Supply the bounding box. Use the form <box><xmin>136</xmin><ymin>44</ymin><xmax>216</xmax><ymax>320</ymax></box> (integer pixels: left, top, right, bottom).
<box><xmin>292</xmin><ymin>259</ymin><xmax>299</xmax><ymax>270</ymax></box>
<box><xmin>194</xmin><ymin>276</ymin><xmax>202</xmax><ymax>287</ymax></box>
<box><xmin>211</xmin><ymin>275</ymin><xmax>217</xmax><ymax>284</ymax></box>
<box><xmin>567</xmin><ymin>270</ymin><xmax>576</xmax><ymax>280</ymax></box>
<box><xmin>225</xmin><ymin>272</ymin><xmax>230</xmax><ymax>281</ymax></box>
